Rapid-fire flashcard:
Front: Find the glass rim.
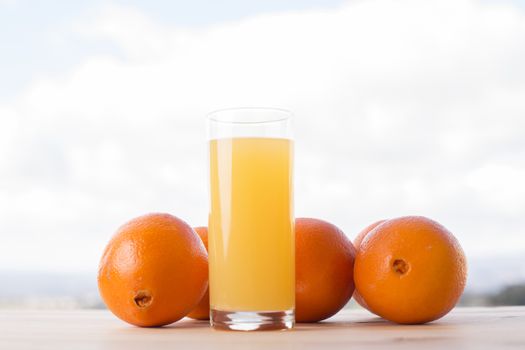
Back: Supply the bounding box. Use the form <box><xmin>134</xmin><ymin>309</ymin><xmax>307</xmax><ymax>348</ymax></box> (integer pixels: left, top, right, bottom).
<box><xmin>206</xmin><ymin>107</ymin><xmax>293</xmax><ymax>125</ymax></box>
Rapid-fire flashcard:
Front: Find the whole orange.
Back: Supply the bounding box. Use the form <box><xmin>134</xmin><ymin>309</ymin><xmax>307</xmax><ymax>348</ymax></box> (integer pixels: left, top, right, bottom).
<box><xmin>354</xmin><ymin>216</ymin><xmax>467</xmax><ymax>324</ymax></box>
<box><xmin>295</xmin><ymin>218</ymin><xmax>356</xmax><ymax>322</ymax></box>
<box><xmin>98</xmin><ymin>213</ymin><xmax>208</xmax><ymax>327</ymax></box>
<box><xmin>187</xmin><ymin>226</ymin><xmax>210</xmax><ymax>320</ymax></box>
<box><xmin>352</xmin><ymin>219</ymin><xmax>387</xmax><ymax>309</ymax></box>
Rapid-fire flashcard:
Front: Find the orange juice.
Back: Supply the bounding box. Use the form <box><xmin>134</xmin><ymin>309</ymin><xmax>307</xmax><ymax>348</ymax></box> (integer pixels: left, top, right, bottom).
<box><xmin>208</xmin><ymin>137</ymin><xmax>294</xmax><ymax>312</ymax></box>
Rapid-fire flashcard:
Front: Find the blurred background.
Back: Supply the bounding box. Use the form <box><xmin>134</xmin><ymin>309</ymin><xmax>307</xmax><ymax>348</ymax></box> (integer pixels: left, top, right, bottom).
<box><xmin>1</xmin><ymin>0</ymin><xmax>525</xmax><ymax>309</ymax></box>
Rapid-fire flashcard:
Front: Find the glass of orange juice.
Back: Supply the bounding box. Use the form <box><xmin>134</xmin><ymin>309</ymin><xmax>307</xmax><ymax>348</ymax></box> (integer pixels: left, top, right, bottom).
<box><xmin>206</xmin><ymin>108</ymin><xmax>294</xmax><ymax>331</ymax></box>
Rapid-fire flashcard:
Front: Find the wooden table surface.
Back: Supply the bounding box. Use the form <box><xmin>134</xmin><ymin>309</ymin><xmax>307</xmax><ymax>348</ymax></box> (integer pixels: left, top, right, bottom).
<box><xmin>1</xmin><ymin>307</ymin><xmax>524</xmax><ymax>349</ymax></box>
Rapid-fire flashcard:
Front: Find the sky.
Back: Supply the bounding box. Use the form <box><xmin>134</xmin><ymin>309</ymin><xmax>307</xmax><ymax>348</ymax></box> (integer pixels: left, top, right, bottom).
<box><xmin>1</xmin><ymin>0</ymin><xmax>525</xmax><ymax>292</ymax></box>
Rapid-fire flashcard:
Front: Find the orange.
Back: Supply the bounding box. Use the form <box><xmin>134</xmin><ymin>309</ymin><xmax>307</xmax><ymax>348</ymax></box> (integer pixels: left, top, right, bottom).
<box><xmin>295</xmin><ymin>218</ymin><xmax>356</xmax><ymax>322</ymax></box>
<box><xmin>354</xmin><ymin>216</ymin><xmax>467</xmax><ymax>324</ymax></box>
<box><xmin>98</xmin><ymin>213</ymin><xmax>208</xmax><ymax>327</ymax></box>
<box><xmin>187</xmin><ymin>226</ymin><xmax>210</xmax><ymax>320</ymax></box>
<box><xmin>352</xmin><ymin>219</ymin><xmax>386</xmax><ymax>309</ymax></box>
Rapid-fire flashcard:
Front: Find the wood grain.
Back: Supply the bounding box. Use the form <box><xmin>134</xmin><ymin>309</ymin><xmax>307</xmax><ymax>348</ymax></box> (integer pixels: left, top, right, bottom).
<box><xmin>1</xmin><ymin>307</ymin><xmax>524</xmax><ymax>349</ymax></box>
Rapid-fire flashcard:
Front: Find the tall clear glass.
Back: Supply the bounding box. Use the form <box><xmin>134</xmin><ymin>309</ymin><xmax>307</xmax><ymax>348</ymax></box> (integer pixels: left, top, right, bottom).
<box><xmin>207</xmin><ymin>108</ymin><xmax>294</xmax><ymax>331</ymax></box>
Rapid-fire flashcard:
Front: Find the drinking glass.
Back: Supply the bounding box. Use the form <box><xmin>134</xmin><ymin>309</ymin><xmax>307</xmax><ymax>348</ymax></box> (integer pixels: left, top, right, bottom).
<box><xmin>207</xmin><ymin>108</ymin><xmax>294</xmax><ymax>331</ymax></box>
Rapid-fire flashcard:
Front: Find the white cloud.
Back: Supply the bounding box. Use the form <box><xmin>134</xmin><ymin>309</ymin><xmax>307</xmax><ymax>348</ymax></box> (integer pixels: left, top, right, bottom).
<box><xmin>467</xmin><ymin>164</ymin><xmax>525</xmax><ymax>215</ymax></box>
<box><xmin>75</xmin><ymin>4</ymin><xmax>171</xmax><ymax>61</ymax></box>
<box><xmin>1</xmin><ymin>0</ymin><xmax>524</xmax><ymax>279</ymax></box>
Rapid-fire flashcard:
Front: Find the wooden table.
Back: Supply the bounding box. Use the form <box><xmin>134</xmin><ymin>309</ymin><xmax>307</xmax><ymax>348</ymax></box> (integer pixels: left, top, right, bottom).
<box><xmin>1</xmin><ymin>307</ymin><xmax>524</xmax><ymax>349</ymax></box>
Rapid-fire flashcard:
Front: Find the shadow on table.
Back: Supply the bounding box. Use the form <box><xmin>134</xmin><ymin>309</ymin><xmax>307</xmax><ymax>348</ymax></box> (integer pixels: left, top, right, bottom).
<box><xmin>112</xmin><ymin>316</ymin><xmax>451</xmax><ymax>333</ymax></box>
<box><xmin>294</xmin><ymin>317</ymin><xmax>452</xmax><ymax>332</ymax></box>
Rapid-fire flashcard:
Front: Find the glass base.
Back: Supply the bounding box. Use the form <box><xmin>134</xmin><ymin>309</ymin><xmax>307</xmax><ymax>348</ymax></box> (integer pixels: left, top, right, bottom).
<box><xmin>210</xmin><ymin>309</ymin><xmax>294</xmax><ymax>331</ymax></box>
